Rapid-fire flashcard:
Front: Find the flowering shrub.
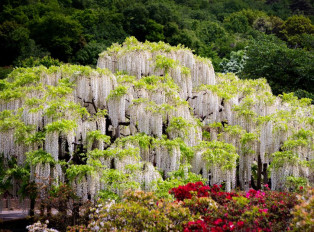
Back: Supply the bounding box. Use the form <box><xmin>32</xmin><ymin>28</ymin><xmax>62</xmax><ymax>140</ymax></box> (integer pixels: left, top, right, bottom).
<box><xmin>63</xmin><ymin>183</ymin><xmax>303</xmax><ymax>232</ymax></box>
<box><xmin>291</xmin><ymin>188</ymin><xmax>314</xmax><ymax>232</ymax></box>
<box><xmin>40</xmin><ymin>184</ymin><xmax>91</xmax><ymax>232</ymax></box>
<box><xmin>184</xmin><ymin>220</ymin><xmax>208</xmax><ymax>232</ymax></box>
<box><xmin>207</xmin><ymin>185</ymin><xmax>239</xmax><ymax>205</ymax></box>
<box><xmin>66</xmin><ymin>225</ymin><xmax>89</xmax><ymax>232</ymax></box>
<box><xmin>169</xmin><ymin>182</ymin><xmax>210</xmax><ymax>201</ymax></box>
<box><xmin>170</xmin><ymin>182</ymin><xmax>238</xmax><ymax>204</ymax></box>
<box><xmin>171</xmin><ymin>182</ymin><xmax>298</xmax><ymax>232</ymax></box>
<box><xmin>26</xmin><ymin>220</ymin><xmax>59</xmax><ymax>232</ymax></box>
<box><xmin>85</xmin><ymin>190</ymin><xmax>194</xmax><ymax>231</ymax></box>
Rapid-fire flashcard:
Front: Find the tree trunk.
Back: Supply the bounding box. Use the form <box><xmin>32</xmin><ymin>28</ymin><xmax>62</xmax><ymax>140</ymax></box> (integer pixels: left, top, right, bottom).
<box><xmin>263</xmin><ymin>163</ymin><xmax>268</xmax><ymax>185</ymax></box>
<box><xmin>40</xmin><ymin>201</ymin><xmax>45</xmax><ymax>217</ymax></box>
<box><xmin>257</xmin><ymin>155</ymin><xmax>262</xmax><ymax>190</ymax></box>
<box><xmin>251</xmin><ymin>175</ymin><xmax>256</xmax><ymax>190</ymax></box>
<box><xmin>47</xmin><ymin>201</ymin><xmax>52</xmax><ymax>217</ymax></box>
<box><xmin>115</xmin><ymin>126</ymin><xmax>120</xmax><ymax>139</ymax></box>
<box><xmin>236</xmin><ymin>164</ymin><xmax>240</xmax><ymax>189</ymax></box>
<box><xmin>59</xmin><ymin>199</ymin><xmax>67</xmax><ymax>218</ymax></box>
<box><xmin>72</xmin><ymin>201</ymin><xmax>80</xmax><ymax>225</ymax></box>
<box><xmin>29</xmin><ymin>197</ymin><xmax>35</xmax><ymax>217</ymax></box>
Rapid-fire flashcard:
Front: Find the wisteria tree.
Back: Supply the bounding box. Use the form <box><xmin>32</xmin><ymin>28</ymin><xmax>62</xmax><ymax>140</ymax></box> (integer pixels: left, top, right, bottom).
<box><xmin>0</xmin><ymin>37</ymin><xmax>313</xmax><ymax>212</ymax></box>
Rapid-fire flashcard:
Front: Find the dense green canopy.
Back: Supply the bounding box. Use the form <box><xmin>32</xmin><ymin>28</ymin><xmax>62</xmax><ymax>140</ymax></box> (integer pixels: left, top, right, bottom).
<box><xmin>0</xmin><ymin>0</ymin><xmax>313</xmax><ymax>99</ymax></box>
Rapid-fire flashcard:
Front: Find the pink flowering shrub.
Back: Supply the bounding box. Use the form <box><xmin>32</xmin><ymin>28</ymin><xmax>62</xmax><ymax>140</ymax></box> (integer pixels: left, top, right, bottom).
<box><xmin>170</xmin><ymin>182</ymin><xmax>298</xmax><ymax>232</ymax></box>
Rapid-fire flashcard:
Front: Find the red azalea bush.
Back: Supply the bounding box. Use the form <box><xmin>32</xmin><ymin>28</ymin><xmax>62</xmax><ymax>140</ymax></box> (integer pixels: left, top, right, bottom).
<box><xmin>170</xmin><ymin>182</ymin><xmax>238</xmax><ymax>204</ymax></box>
<box><xmin>170</xmin><ymin>182</ymin><xmax>298</xmax><ymax>232</ymax></box>
<box><xmin>169</xmin><ymin>182</ymin><xmax>211</xmax><ymax>201</ymax></box>
<box><xmin>184</xmin><ymin>220</ymin><xmax>208</xmax><ymax>232</ymax></box>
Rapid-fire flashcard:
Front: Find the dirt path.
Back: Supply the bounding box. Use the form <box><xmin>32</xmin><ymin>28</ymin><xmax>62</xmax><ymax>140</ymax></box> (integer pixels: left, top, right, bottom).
<box><xmin>0</xmin><ymin>210</ymin><xmax>28</xmax><ymax>221</ymax></box>
<box><xmin>0</xmin><ymin>211</ymin><xmax>31</xmax><ymax>232</ymax></box>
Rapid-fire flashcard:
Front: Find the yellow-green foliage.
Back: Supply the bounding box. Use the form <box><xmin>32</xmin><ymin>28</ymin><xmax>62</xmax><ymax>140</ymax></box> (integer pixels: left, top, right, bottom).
<box><xmin>87</xmin><ymin>130</ymin><xmax>111</xmax><ymax>146</ymax></box>
<box><xmin>291</xmin><ymin>188</ymin><xmax>314</xmax><ymax>232</ymax></box>
<box><xmin>166</xmin><ymin>117</ymin><xmax>193</xmax><ymax>136</ymax></box>
<box><xmin>196</xmin><ymin>140</ymin><xmax>239</xmax><ymax>170</ymax></box>
<box><xmin>45</xmin><ymin>119</ymin><xmax>77</xmax><ymax>133</ymax></box>
<box><xmin>107</xmin><ymin>86</ymin><xmax>128</xmax><ymax>99</ymax></box>
<box><xmin>26</xmin><ymin>149</ymin><xmax>55</xmax><ymax>165</ymax></box>
<box><xmin>101</xmin><ymin>36</ymin><xmax>190</xmax><ymax>57</ymax></box>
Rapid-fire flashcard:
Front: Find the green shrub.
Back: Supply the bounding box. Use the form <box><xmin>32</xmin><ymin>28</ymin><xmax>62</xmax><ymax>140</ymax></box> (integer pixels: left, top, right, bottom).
<box><xmin>0</xmin><ymin>66</ymin><xmax>13</xmax><ymax>80</ymax></box>
<box><xmin>87</xmin><ymin>190</ymin><xmax>193</xmax><ymax>231</ymax></box>
<box><xmin>15</xmin><ymin>56</ymin><xmax>62</xmax><ymax>68</ymax></box>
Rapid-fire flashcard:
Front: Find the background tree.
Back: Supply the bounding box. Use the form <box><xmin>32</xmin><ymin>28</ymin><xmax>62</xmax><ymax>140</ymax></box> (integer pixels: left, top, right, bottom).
<box><xmin>280</xmin><ymin>15</ymin><xmax>314</xmax><ymax>49</ymax></box>
<box><xmin>223</xmin><ymin>12</ymin><xmax>250</xmax><ymax>33</ymax></box>
<box><xmin>0</xmin><ymin>0</ymin><xmax>313</xmax><ymax>98</ymax></box>
<box><xmin>0</xmin><ymin>21</ymin><xmax>30</xmax><ymax>65</ymax></box>
<box><xmin>30</xmin><ymin>13</ymin><xmax>84</xmax><ymax>61</ymax></box>
<box><xmin>241</xmin><ymin>35</ymin><xmax>314</xmax><ymax>95</ymax></box>
<box><xmin>290</xmin><ymin>0</ymin><xmax>313</xmax><ymax>15</ymax></box>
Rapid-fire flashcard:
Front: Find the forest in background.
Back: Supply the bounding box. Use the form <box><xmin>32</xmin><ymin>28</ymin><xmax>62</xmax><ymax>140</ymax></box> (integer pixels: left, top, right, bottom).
<box><xmin>0</xmin><ymin>0</ymin><xmax>313</xmax><ymax>99</ymax></box>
